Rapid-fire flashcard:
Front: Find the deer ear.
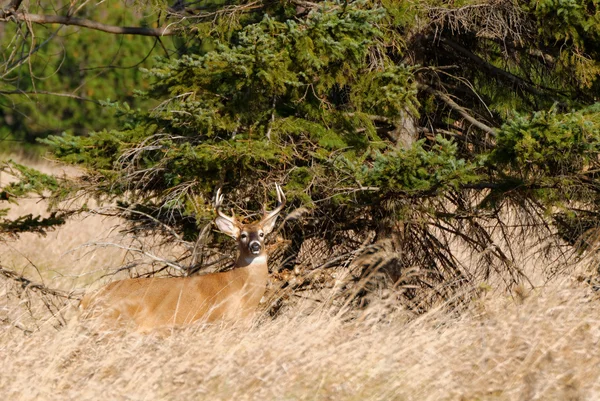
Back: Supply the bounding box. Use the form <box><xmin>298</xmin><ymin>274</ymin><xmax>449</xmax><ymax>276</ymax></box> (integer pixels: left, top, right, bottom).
<box><xmin>261</xmin><ymin>214</ymin><xmax>279</xmax><ymax>236</ymax></box>
<box><xmin>215</xmin><ymin>216</ymin><xmax>240</xmax><ymax>238</ymax></box>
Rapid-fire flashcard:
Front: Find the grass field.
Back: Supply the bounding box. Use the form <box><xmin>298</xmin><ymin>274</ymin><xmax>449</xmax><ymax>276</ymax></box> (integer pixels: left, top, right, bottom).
<box><xmin>1</xmin><ymin>156</ymin><xmax>599</xmax><ymax>400</ymax></box>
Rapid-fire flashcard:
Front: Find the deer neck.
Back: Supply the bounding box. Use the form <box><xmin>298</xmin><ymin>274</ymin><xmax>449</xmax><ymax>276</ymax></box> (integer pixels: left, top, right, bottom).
<box><xmin>236</xmin><ymin>251</ymin><xmax>268</xmax><ymax>270</ymax></box>
<box><xmin>234</xmin><ymin>251</ymin><xmax>269</xmax><ymax>296</ymax></box>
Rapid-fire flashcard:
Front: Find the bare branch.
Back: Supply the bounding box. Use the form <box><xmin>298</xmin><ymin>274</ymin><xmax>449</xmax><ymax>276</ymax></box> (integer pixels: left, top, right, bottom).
<box><xmin>1</xmin><ymin>12</ymin><xmax>178</xmax><ymax>37</ymax></box>
<box><xmin>93</xmin><ymin>205</ymin><xmax>193</xmax><ymax>250</ymax></box>
<box><xmin>427</xmin><ymin>1</ymin><xmax>531</xmax><ymax>44</ymax></box>
<box><xmin>77</xmin><ymin>241</ymin><xmax>186</xmax><ymax>273</ymax></box>
<box><xmin>437</xmin><ymin>37</ymin><xmax>549</xmax><ymax>97</ymax></box>
<box><xmin>289</xmin><ymin>0</ymin><xmax>320</xmax><ymax>8</ymax></box>
<box><xmin>0</xmin><ymin>89</ymin><xmax>101</xmax><ymax>103</ymax></box>
<box><xmin>344</xmin><ymin>112</ymin><xmax>391</xmax><ymax>124</ymax></box>
<box><xmin>3</xmin><ymin>0</ymin><xmax>23</xmax><ymax>13</ymax></box>
<box><xmin>419</xmin><ymin>83</ymin><xmax>496</xmax><ymax>136</ymax></box>
<box><xmin>0</xmin><ymin>265</ymin><xmax>79</xmax><ymax>300</ymax></box>
<box><xmin>168</xmin><ymin>0</ymin><xmax>264</xmax><ymax>19</ymax></box>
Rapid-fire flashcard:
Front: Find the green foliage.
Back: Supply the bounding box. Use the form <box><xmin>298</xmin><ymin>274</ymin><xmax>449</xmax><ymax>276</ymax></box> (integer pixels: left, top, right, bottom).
<box><xmin>351</xmin><ymin>64</ymin><xmax>419</xmax><ymax>118</ymax></box>
<box><xmin>529</xmin><ymin>0</ymin><xmax>600</xmax><ymax>47</ymax></box>
<box><xmin>363</xmin><ymin>136</ymin><xmax>480</xmax><ymax>193</ymax></box>
<box><xmin>0</xmin><ymin>1</ymin><xmax>161</xmax><ymax>145</ymax></box>
<box><xmin>36</xmin><ymin>0</ymin><xmax>600</xmax><ymax>237</ymax></box>
<box><xmin>527</xmin><ymin>0</ymin><xmax>600</xmax><ymax>88</ymax></box>
<box><xmin>42</xmin><ymin>1</ymin><xmax>421</xmax><ymax>227</ymax></box>
<box><xmin>0</xmin><ymin>162</ymin><xmax>59</xmax><ymax>199</ymax></box>
<box><xmin>0</xmin><ymin>161</ymin><xmax>67</xmax><ymax>237</ymax></box>
<box><xmin>40</xmin><ymin>128</ymin><xmax>141</xmax><ymax>171</ymax></box>
<box><xmin>0</xmin><ymin>213</ymin><xmax>66</xmax><ymax>237</ymax></box>
<box><xmin>492</xmin><ymin>104</ymin><xmax>600</xmax><ymax>176</ymax></box>
<box><xmin>138</xmin><ymin>5</ymin><xmax>400</xmax><ymax>140</ymax></box>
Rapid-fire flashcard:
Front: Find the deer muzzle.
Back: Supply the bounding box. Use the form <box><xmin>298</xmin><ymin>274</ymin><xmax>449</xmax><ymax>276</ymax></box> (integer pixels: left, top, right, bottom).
<box><xmin>249</xmin><ymin>241</ymin><xmax>261</xmax><ymax>254</ymax></box>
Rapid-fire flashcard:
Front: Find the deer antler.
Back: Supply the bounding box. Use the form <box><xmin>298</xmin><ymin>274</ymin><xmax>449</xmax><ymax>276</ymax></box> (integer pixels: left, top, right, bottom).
<box><xmin>263</xmin><ymin>184</ymin><xmax>286</xmax><ymax>221</ymax></box>
<box><xmin>215</xmin><ymin>188</ymin><xmax>237</xmax><ymax>225</ymax></box>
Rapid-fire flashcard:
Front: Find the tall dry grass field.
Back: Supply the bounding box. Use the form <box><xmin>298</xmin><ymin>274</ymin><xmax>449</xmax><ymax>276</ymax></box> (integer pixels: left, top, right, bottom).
<box><xmin>1</xmin><ymin>155</ymin><xmax>600</xmax><ymax>400</ymax></box>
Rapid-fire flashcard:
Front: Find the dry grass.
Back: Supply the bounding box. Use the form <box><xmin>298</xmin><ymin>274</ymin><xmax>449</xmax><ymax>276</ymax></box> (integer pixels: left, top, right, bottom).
<box><xmin>2</xmin><ymin>282</ymin><xmax>600</xmax><ymax>400</ymax></box>
<box><xmin>1</xmin><ymin>155</ymin><xmax>600</xmax><ymax>400</ymax></box>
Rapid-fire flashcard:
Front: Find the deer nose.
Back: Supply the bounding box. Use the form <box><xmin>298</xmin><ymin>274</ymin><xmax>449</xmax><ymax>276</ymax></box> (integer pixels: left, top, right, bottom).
<box><xmin>249</xmin><ymin>241</ymin><xmax>261</xmax><ymax>254</ymax></box>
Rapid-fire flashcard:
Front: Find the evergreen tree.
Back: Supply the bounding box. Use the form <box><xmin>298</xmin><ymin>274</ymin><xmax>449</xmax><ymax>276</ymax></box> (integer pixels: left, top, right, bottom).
<box><xmin>10</xmin><ymin>0</ymin><xmax>600</xmax><ymax>307</ymax></box>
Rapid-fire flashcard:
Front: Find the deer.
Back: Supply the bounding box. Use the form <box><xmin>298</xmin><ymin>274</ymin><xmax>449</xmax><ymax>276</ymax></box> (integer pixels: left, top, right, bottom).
<box><xmin>79</xmin><ymin>184</ymin><xmax>286</xmax><ymax>331</ymax></box>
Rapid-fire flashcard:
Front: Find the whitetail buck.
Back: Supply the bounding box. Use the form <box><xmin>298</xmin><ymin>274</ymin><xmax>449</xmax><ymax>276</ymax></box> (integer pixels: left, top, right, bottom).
<box><xmin>80</xmin><ymin>185</ymin><xmax>285</xmax><ymax>330</ymax></box>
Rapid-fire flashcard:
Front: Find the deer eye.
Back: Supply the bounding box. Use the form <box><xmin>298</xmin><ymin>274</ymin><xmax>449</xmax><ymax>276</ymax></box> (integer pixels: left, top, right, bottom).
<box><xmin>259</xmin><ymin>232</ymin><xmax>264</xmax><ymax>238</ymax></box>
<box><xmin>241</xmin><ymin>233</ymin><xmax>248</xmax><ymax>240</ymax></box>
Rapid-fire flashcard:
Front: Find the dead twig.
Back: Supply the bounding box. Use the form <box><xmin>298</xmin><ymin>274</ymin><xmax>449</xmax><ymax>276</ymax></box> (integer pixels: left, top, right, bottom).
<box><xmin>0</xmin><ymin>266</ymin><xmax>79</xmax><ymax>300</ymax></box>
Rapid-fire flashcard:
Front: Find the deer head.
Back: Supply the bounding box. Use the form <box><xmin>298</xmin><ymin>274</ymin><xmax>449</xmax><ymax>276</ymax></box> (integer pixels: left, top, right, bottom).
<box><xmin>214</xmin><ymin>184</ymin><xmax>286</xmax><ymax>261</ymax></box>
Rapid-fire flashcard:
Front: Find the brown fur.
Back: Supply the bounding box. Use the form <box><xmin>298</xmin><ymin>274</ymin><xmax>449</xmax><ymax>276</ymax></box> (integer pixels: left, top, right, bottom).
<box><xmin>80</xmin><ymin>259</ymin><xmax>268</xmax><ymax>330</ymax></box>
